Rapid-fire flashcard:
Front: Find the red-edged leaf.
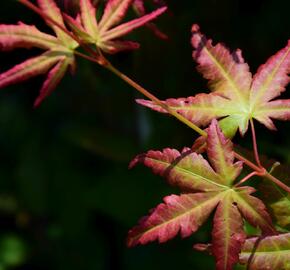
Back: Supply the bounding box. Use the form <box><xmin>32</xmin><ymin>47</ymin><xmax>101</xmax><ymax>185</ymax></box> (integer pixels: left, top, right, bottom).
<box><xmin>63</xmin><ymin>13</ymin><xmax>95</xmax><ymax>43</ymax></box>
<box><xmin>132</xmin><ymin>0</ymin><xmax>167</xmax><ymax>39</ymax></box>
<box><xmin>137</xmin><ymin>27</ymin><xmax>290</xmax><ymax>137</ymax></box>
<box><xmin>129</xmin><ymin>120</ymin><xmax>276</xmax><ymax>270</ymax></box>
<box><xmin>250</xmin><ymin>40</ymin><xmax>290</xmax><ymax>129</ymax></box>
<box><xmin>99</xmin><ymin>0</ymin><xmax>133</xmax><ymax>32</ymax></box>
<box><xmin>239</xmin><ymin>233</ymin><xmax>290</xmax><ymax>270</ymax></box>
<box><xmin>80</xmin><ymin>0</ymin><xmax>98</xmax><ymax>36</ymax></box>
<box><xmin>101</xmin><ymin>6</ymin><xmax>167</xmax><ymax>42</ymax></box>
<box><xmin>37</xmin><ymin>0</ymin><xmax>70</xmax><ymax>43</ymax></box>
<box><xmin>0</xmin><ymin>23</ymin><xmax>58</xmax><ymax>50</ymax></box>
<box><xmin>234</xmin><ymin>187</ymin><xmax>276</xmax><ymax>235</ymax></box>
<box><xmin>0</xmin><ymin>51</ymin><xmax>62</xmax><ymax>89</ymax></box>
<box><xmin>191</xmin><ymin>24</ymin><xmax>252</xmax><ymax>102</ymax></box>
<box><xmin>212</xmin><ymin>192</ymin><xmax>246</xmax><ymax>270</ymax></box>
<box><xmin>130</xmin><ymin>147</ymin><xmax>227</xmax><ymax>192</ymax></box>
<box><xmin>136</xmin><ymin>93</ymin><xmax>234</xmax><ymax>128</ymax></box>
<box><xmin>128</xmin><ymin>192</ymin><xmax>222</xmax><ymax>246</ymax></box>
<box><xmin>207</xmin><ymin>119</ymin><xmax>243</xmax><ymax>185</ymax></box>
<box><xmin>0</xmin><ymin>0</ymin><xmax>79</xmax><ymax>106</ymax></box>
<box><xmin>65</xmin><ymin>0</ymin><xmax>166</xmax><ymax>53</ymax></box>
<box><xmin>250</xmin><ymin>40</ymin><xmax>290</xmax><ymax>106</ymax></box>
<box><xmin>34</xmin><ymin>56</ymin><xmax>73</xmax><ymax>107</ymax></box>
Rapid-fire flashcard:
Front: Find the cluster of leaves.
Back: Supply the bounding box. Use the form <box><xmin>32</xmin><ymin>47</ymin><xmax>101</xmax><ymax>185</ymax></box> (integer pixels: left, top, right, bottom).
<box><xmin>128</xmin><ymin>26</ymin><xmax>290</xmax><ymax>269</ymax></box>
<box><xmin>59</xmin><ymin>0</ymin><xmax>168</xmax><ymax>39</ymax></box>
<box><xmin>0</xmin><ymin>1</ymin><xmax>290</xmax><ymax>270</ymax></box>
<box><xmin>0</xmin><ymin>0</ymin><xmax>166</xmax><ymax>106</ymax></box>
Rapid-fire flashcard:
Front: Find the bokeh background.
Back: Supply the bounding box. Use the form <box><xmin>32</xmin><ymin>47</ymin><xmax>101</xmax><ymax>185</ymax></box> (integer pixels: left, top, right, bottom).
<box><xmin>0</xmin><ymin>0</ymin><xmax>289</xmax><ymax>269</ymax></box>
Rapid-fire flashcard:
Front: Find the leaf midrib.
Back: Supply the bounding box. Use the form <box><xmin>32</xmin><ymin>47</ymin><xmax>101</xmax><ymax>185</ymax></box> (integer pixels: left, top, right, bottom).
<box><xmin>251</xmin><ymin>46</ymin><xmax>290</xmax><ymax>107</ymax></box>
<box><xmin>131</xmin><ymin>192</ymin><xmax>223</xmax><ymax>242</ymax></box>
<box><xmin>202</xmin><ymin>44</ymin><xmax>247</xmax><ymax>105</ymax></box>
<box><xmin>147</xmin><ymin>157</ymin><xmax>228</xmax><ymax>190</ymax></box>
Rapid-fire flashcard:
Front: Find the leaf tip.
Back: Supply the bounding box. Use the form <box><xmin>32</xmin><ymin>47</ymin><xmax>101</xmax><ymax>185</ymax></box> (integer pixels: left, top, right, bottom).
<box><xmin>129</xmin><ymin>154</ymin><xmax>145</xmax><ymax>169</ymax></box>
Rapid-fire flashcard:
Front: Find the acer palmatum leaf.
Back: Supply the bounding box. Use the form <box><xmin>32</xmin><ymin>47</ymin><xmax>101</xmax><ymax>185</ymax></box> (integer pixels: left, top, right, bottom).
<box><xmin>64</xmin><ymin>0</ymin><xmax>167</xmax><ymax>53</ymax></box>
<box><xmin>0</xmin><ymin>0</ymin><xmax>78</xmax><ymax>106</ymax></box>
<box><xmin>239</xmin><ymin>233</ymin><xmax>290</xmax><ymax>270</ymax></box>
<box><xmin>194</xmin><ymin>233</ymin><xmax>290</xmax><ymax>269</ymax></box>
<box><xmin>132</xmin><ymin>0</ymin><xmax>168</xmax><ymax>39</ymax></box>
<box><xmin>137</xmin><ymin>24</ymin><xmax>290</xmax><ymax>138</ymax></box>
<box><xmin>128</xmin><ymin>120</ymin><xmax>275</xmax><ymax>270</ymax></box>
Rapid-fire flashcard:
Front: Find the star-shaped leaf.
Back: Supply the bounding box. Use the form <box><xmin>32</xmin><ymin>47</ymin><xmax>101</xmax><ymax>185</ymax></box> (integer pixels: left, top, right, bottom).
<box><xmin>128</xmin><ymin>120</ymin><xmax>275</xmax><ymax>270</ymax></box>
<box><xmin>64</xmin><ymin>0</ymin><xmax>167</xmax><ymax>53</ymax></box>
<box><xmin>137</xmin><ymin>24</ymin><xmax>290</xmax><ymax>138</ymax></box>
<box><xmin>0</xmin><ymin>0</ymin><xmax>78</xmax><ymax>107</ymax></box>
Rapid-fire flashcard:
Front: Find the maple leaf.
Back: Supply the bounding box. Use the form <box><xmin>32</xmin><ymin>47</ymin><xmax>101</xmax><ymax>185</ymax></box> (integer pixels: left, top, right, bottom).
<box><xmin>132</xmin><ymin>0</ymin><xmax>168</xmax><ymax>39</ymax></box>
<box><xmin>0</xmin><ymin>0</ymin><xmax>79</xmax><ymax>107</ymax></box>
<box><xmin>137</xmin><ymin>24</ymin><xmax>290</xmax><ymax>138</ymax></box>
<box><xmin>128</xmin><ymin>120</ymin><xmax>276</xmax><ymax>270</ymax></box>
<box><xmin>239</xmin><ymin>233</ymin><xmax>290</xmax><ymax>270</ymax></box>
<box><xmin>60</xmin><ymin>0</ymin><xmax>168</xmax><ymax>39</ymax></box>
<box><xmin>63</xmin><ymin>0</ymin><xmax>167</xmax><ymax>54</ymax></box>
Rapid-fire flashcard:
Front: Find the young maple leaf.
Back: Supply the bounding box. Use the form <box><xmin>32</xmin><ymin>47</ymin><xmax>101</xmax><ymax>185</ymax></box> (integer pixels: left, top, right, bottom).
<box><xmin>132</xmin><ymin>0</ymin><xmax>168</xmax><ymax>39</ymax></box>
<box><xmin>137</xmin><ymin>24</ymin><xmax>290</xmax><ymax>138</ymax></box>
<box><xmin>63</xmin><ymin>0</ymin><xmax>167</xmax><ymax>53</ymax></box>
<box><xmin>60</xmin><ymin>0</ymin><xmax>168</xmax><ymax>39</ymax></box>
<box><xmin>239</xmin><ymin>233</ymin><xmax>290</xmax><ymax>270</ymax></box>
<box><xmin>0</xmin><ymin>0</ymin><xmax>78</xmax><ymax>107</ymax></box>
<box><xmin>128</xmin><ymin>119</ymin><xmax>276</xmax><ymax>270</ymax></box>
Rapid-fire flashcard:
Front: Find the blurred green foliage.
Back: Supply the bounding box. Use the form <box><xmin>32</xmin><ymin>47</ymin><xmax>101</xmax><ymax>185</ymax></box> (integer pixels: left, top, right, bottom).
<box><xmin>0</xmin><ymin>0</ymin><xmax>289</xmax><ymax>269</ymax></box>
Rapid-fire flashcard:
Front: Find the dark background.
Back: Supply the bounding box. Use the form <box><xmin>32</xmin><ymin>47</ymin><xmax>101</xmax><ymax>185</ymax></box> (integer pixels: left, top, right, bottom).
<box><xmin>0</xmin><ymin>0</ymin><xmax>289</xmax><ymax>269</ymax></box>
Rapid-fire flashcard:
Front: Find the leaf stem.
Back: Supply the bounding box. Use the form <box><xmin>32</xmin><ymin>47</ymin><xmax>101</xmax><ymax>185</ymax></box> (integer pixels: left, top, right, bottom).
<box><xmin>250</xmin><ymin>118</ymin><xmax>262</xmax><ymax>168</ymax></box>
<box><xmin>101</xmin><ymin>59</ymin><xmax>290</xmax><ymax>193</ymax></box>
<box><xmin>234</xmin><ymin>171</ymin><xmax>260</xmax><ymax>187</ymax></box>
<box><xmin>20</xmin><ymin>0</ymin><xmax>290</xmax><ymax>194</ymax></box>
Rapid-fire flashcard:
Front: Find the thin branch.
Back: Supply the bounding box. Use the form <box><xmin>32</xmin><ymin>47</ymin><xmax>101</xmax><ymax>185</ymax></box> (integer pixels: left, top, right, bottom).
<box><xmin>103</xmin><ymin>59</ymin><xmax>290</xmax><ymax>193</ymax></box>
<box><xmin>18</xmin><ymin>0</ymin><xmax>290</xmax><ymax>194</ymax></box>
<box><xmin>250</xmin><ymin>118</ymin><xmax>262</xmax><ymax>168</ymax></box>
<box><xmin>104</xmin><ymin>61</ymin><xmax>208</xmax><ymax>136</ymax></box>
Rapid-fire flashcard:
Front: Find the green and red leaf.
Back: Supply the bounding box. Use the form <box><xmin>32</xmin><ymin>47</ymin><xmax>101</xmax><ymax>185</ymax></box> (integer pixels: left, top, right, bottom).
<box><xmin>207</xmin><ymin>119</ymin><xmax>243</xmax><ymax>185</ymax></box>
<box><xmin>128</xmin><ymin>120</ymin><xmax>275</xmax><ymax>270</ymax></box>
<box><xmin>79</xmin><ymin>0</ymin><xmax>98</xmax><ymax>37</ymax></box>
<box><xmin>0</xmin><ymin>0</ymin><xmax>78</xmax><ymax>106</ymax></box>
<box><xmin>0</xmin><ymin>23</ymin><xmax>58</xmax><ymax>50</ymax></box>
<box><xmin>234</xmin><ymin>187</ymin><xmax>276</xmax><ymax>235</ymax></box>
<box><xmin>137</xmin><ymin>25</ymin><xmax>290</xmax><ymax>138</ymax></box>
<box><xmin>37</xmin><ymin>0</ymin><xmax>71</xmax><ymax>43</ymax></box>
<box><xmin>128</xmin><ymin>192</ymin><xmax>222</xmax><ymax>246</ymax></box>
<box><xmin>33</xmin><ymin>55</ymin><xmax>73</xmax><ymax>107</ymax></box>
<box><xmin>239</xmin><ymin>233</ymin><xmax>290</xmax><ymax>270</ymax></box>
<box><xmin>212</xmin><ymin>192</ymin><xmax>246</xmax><ymax>270</ymax></box>
<box><xmin>65</xmin><ymin>0</ymin><xmax>167</xmax><ymax>53</ymax></box>
<box><xmin>130</xmin><ymin>147</ymin><xmax>226</xmax><ymax>192</ymax></box>
<box><xmin>0</xmin><ymin>51</ymin><xmax>62</xmax><ymax>89</ymax></box>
